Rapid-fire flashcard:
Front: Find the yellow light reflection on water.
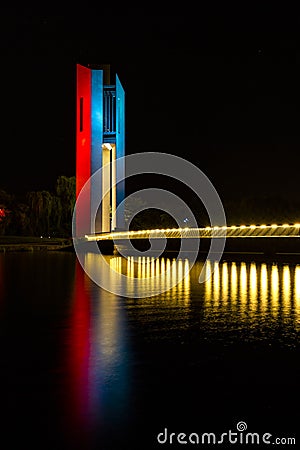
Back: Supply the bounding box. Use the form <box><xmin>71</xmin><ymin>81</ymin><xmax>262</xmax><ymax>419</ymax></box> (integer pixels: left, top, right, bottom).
<box><xmin>109</xmin><ymin>256</ymin><xmax>122</xmax><ymax>274</ymax></box>
<box><xmin>204</xmin><ymin>260</ymin><xmax>212</xmax><ymax>302</ymax></box>
<box><xmin>126</xmin><ymin>256</ymin><xmax>131</xmax><ymax>278</ymax></box>
<box><xmin>271</xmin><ymin>265</ymin><xmax>279</xmax><ymax>316</ymax></box>
<box><xmin>137</xmin><ymin>256</ymin><xmax>142</xmax><ymax>279</ymax></box>
<box><xmin>260</xmin><ymin>263</ymin><xmax>268</xmax><ymax>312</ymax></box>
<box><xmin>123</xmin><ymin>256</ymin><xmax>191</xmax><ymax>301</ymax></box>
<box><xmin>158</xmin><ymin>257</ymin><xmax>191</xmax><ymax>304</ymax></box>
<box><xmin>176</xmin><ymin>259</ymin><xmax>184</xmax><ymax>299</ymax></box>
<box><xmin>156</xmin><ymin>258</ymin><xmax>160</xmax><ymax>276</ymax></box>
<box><xmin>222</xmin><ymin>262</ymin><xmax>228</xmax><ymax>304</ymax></box>
<box><xmin>282</xmin><ymin>265</ymin><xmax>291</xmax><ymax>314</ymax></box>
<box><xmin>151</xmin><ymin>257</ymin><xmax>155</xmax><ymax>278</ymax></box>
<box><xmin>294</xmin><ymin>266</ymin><xmax>300</xmax><ymax>320</ymax></box>
<box><xmin>230</xmin><ymin>262</ymin><xmax>238</xmax><ymax>303</ymax></box>
<box><xmin>177</xmin><ymin>259</ymin><xmax>183</xmax><ymax>282</ymax></box>
<box><xmin>99</xmin><ymin>256</ymin><xmax>300</xmax><ymax>321</ymax></box>
<box><xmin>171</xmin><ymin>259</ymin><xmax>177</xmax><ymax>285</ymax></box>
<box><xmin>295</xmin><ymin>265</ymin><xmax>300</xmax><ymax>299</ymax></box>
<box><xmin>213</xmin><ymin>261</ymin><xmax>220</xmax><ymax>303</ymax></box>
<box><xmin>249</xmin><ymin>262</ymin><xmax>257</xmax><ymax>310</ymax></box>
<box><xmin>142</xmin><ymin>257</ymin><xmax>146</xmax><ymax>279</ymax></box>
<box><xmin>240</xmin><ymin>262</ymin><xmax>247</xmax><ymax>305</ymax></box>
<box><xmin>146</xmin><ymin>257</ymin><xmax>151</xmax><ymax>278</ymax></box>
<box><xmin>112</xmin><ymin>256</ymin><xmax>300</xmax><ymax>329</ymax></box>
<box><xmin>161</xmin><ymin>258</ymin><xmax>165</xmax><ymax>277</ymax></box>
<box><xmin>183</xmin><ymin>259</ymin><xmax>191</xmax><ymax>303</ymax></box>
<box><xmin>205</xmin><ymin>260</ymin><xmax>212</xmax><ymax>281</ymax></box>
<box><xmin>165</xmin><ymin>258</ymin><xmax>171</xmax><ymax>295</ymax></box>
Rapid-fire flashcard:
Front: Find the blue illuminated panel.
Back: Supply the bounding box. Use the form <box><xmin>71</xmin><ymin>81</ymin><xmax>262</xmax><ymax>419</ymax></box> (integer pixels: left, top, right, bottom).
<box><xmin>116</xmin><ymin>74</ymin><xmax>125</xmax><ymax>230</ymax></box>
<box><xmin>91</xmin><ymin>69</ymin><xmax>103</xmax><ymax>232</ymax></box>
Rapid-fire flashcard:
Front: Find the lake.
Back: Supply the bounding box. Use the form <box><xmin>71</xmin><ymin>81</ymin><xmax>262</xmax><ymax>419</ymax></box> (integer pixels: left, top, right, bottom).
<box><xmin>0</xmin><ymin>251</ymin><xmax>299</xmax><ymax>449</ymax></box>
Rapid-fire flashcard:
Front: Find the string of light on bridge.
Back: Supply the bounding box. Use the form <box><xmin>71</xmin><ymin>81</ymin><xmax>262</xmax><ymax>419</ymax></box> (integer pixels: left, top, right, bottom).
<box><xmin>85</xmin><ymin>223</ymin><xmax>300</xmax><ymax>241</ymax></box>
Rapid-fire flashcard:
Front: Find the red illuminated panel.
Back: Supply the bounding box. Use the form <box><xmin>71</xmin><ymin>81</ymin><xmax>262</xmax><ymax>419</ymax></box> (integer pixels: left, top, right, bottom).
<box><xmin>76</xmin><ymin>64</ymin><xmax>91</xmax><ymax>236</ymax></box>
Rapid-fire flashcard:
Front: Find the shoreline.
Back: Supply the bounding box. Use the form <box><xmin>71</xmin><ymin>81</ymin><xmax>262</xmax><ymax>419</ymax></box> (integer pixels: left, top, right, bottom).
<box><xmin>0</xmin><ymin>236</ymin><xmax>73</xmax><ymax>252</ymax></box>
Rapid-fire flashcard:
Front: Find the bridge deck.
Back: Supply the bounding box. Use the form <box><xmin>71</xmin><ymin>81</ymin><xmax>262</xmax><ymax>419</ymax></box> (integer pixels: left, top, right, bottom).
<box><xmin>85</xmin><ymin>224</ymin><xmax>300</xmax><ymax>241</ymax></box>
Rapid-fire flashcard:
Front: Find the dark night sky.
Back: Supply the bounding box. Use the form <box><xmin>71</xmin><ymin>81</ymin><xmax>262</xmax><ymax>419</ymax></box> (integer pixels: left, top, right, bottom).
<box><xmin>1</xmin><ymin>4</ymin><xmax>300</xmax><ymax>204</ymax></box>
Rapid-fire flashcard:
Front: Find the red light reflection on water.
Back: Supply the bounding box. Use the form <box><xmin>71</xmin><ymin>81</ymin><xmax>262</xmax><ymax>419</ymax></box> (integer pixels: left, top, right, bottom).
<box><xmin>60</xmin><ymin>256</ymin><xmax>132</xmax><ymax>449</ymax></box>
<box><xmin>61</xmin><ymin>261</ymin><xmax>96</xmax><ymax>449</ymax></box>
<box><xmin>0</xmin><ymin>257</ymin><xmax>3</xmax><ymax>313</ymax></box>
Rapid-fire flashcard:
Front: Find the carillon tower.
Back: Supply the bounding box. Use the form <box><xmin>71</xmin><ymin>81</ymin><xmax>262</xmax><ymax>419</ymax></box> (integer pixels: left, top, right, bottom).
<box><xmin>75</xmin><ymin>64</ymin><xmax>125</xmax><ymax>236</ymax></box>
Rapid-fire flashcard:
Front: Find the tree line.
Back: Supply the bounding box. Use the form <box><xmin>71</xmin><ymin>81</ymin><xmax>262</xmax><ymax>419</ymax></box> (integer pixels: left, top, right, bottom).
<box><xmin>0</xmin><ymin>176</ymin><xmax>76</xmax><ymax>237</ymax></box>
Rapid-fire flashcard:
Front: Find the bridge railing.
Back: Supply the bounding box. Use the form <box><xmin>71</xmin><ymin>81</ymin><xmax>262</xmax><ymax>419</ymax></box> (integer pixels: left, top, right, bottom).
<box><xmin>84</xmin><ymin>223</ymin><xmax>300</xmax><ymax>241</ymax></box>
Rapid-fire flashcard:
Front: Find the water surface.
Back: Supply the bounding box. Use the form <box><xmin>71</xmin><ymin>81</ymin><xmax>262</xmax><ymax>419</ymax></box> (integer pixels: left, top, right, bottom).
<box><xmin>0</xmin><ymin>252</ymin><xmax>299</xmax><ymax>449</ymax></box>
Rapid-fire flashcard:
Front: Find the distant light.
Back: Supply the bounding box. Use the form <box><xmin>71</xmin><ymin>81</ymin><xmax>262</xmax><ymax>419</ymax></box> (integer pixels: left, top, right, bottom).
<box><xmin>260</xmin><ymin>224</ymin><xmax>267</xmax><ymax>228</ymax></box>
<box><xmin>240</xmin><ymin>225</ymin><xmax>246</xmax><ymax>229</ymax></box>
<box><xmin>271</xmin><ymin>224</ymin><xmax>278</xmax><ymax>228</ymax></box>
<box><xmin>283</xmin><ymin>224</ymin><xmax>289</xmax><ymax>228</ymax></box>
<box><xmin>250</xmin><ymin>225</ymin><xmax>256</xmax><ymax>229</ymax></box>
<box><xmin>295</xmin><ymin>223</ymin><xmax>300</xmax><ymax>228</ymax></box>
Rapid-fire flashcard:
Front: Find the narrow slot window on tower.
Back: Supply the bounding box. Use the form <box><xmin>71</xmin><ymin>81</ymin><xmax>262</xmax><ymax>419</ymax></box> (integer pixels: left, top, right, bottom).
<box><xmin>80</xmin><ymin>97</ymin><xmax>84</xmax><ymax>131</ymax></box>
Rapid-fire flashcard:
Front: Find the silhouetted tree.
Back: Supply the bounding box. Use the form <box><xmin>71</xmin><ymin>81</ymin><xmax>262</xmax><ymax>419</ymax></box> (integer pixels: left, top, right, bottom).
<box><xmin>0</xmin><ymin>189</ymin><xmax>13</xmax><ymax>235</ymax></box>
<box><xmin>27</xmin><ymin>190</ymin><xmax>53</xmax><ymax>236</ymax></box>
<box><xmin>55</xmin><ymin>175</ymin><xmax>76</xmax><ymax>235</ymax></box>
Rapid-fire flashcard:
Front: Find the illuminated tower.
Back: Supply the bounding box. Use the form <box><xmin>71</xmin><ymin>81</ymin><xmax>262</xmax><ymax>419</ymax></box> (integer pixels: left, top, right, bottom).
<box><xmin>75</xmin><ymin>64</ymin><xmax>125</xmax><ymax>236</ymax></box>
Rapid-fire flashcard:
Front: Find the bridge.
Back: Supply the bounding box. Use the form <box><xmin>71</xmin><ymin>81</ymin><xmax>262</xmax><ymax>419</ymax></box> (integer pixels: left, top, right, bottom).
<box><xmin>84</xmin><ymin>223</ymin><xmax>300</xmax><ymax>242</ymax></box>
